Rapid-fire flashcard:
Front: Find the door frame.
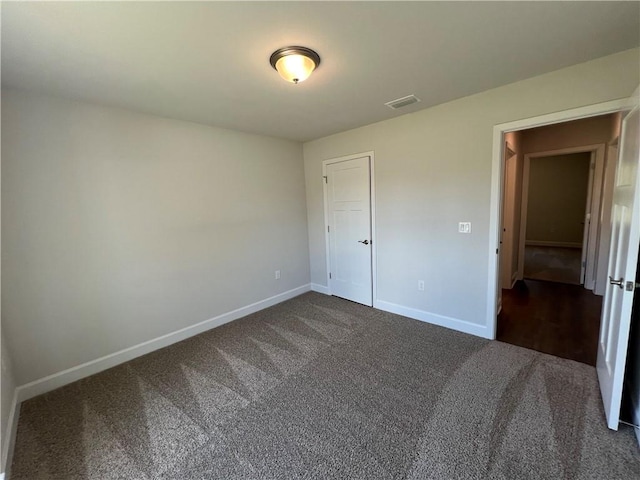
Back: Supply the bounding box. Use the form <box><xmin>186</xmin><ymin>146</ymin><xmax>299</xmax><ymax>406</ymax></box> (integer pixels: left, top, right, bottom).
<box><xmin>322</xmin><ymin>151</ymin><xmax>377</xmax><ymax>306</ymax></box>
<box><xmin>517</xmin><ymin>144</ymin><xmax>605</xmax><ymax>289</ymax></box>
<box><xmin>500</xmin><ymin>140</ymin><xmax>518</xmax><ymax>291</ymax></box>
<box><xmin>487</xmin><ymin>98</ymin><xmax>630</xmax><ymax>339</ymax></box>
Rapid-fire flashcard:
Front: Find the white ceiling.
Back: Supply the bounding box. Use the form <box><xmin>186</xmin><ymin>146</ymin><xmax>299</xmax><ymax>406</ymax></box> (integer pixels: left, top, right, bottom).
<box><xmin>2</xmin><ymin>2</ymin><xmax>639</xmax><ymax>142</ymax></box>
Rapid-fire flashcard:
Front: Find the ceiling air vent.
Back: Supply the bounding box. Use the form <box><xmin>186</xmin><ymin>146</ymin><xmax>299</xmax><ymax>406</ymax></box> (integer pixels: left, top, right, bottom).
<box><xmin>384</xmin><ymin>94</ymin><xmax>421</xmax><ymax>110</ymax></box>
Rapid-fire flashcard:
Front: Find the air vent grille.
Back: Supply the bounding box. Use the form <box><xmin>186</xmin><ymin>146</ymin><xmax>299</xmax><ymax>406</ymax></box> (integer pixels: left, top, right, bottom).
<box><xmin>385</xmin><ymin>94</ymin><xmax>421</xmax><ymax>110</ymax></box>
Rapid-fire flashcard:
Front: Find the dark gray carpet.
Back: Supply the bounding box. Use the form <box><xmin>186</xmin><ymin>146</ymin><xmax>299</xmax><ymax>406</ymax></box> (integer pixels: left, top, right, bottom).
<box><xmin>10</xmin><ymin>292</ymin><xmax>640</xmax><ymax>479</ymax></box>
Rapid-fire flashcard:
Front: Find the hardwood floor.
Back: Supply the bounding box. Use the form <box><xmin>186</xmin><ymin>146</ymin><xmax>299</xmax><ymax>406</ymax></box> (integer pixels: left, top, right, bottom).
<box><xmin>523</xmin><ymin>245</ymin><xmax>582</xmax><ymax>285</ymax></box>
<box><xmin>497</xmin><ymin>279</ymin><xmax>602</xmax><ymax>366</ymax></box>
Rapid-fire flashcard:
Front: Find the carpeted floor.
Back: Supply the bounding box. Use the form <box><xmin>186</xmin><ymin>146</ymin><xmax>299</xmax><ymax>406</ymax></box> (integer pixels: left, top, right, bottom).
<box><xmin>524</xmin><ymin>246</ymin><xmax>582</xmax><ymax>285</ymax></box>
<box><xmin>10</xmin><ymin>292</ymin><xmax>640</xmax><ymax>479</ymax></box>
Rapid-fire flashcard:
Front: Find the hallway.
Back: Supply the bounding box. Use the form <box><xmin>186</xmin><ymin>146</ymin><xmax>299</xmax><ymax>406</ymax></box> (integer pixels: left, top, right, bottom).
<box><xmin>523</xmin><ymin>245</ymin><xmax>582</xmax><ymax>285</ymax></box>
<box><xmin>497</xmin><ymin>280</ymin><xmax>602</xmax><ymax>366</ymax></box>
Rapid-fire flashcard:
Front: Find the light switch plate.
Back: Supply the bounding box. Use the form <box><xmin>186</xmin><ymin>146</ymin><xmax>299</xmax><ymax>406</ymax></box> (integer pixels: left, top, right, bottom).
<box><xmin>458</xmin><ymin>222</ymin><xmax>471</xmax><ymax>234</ymax></box>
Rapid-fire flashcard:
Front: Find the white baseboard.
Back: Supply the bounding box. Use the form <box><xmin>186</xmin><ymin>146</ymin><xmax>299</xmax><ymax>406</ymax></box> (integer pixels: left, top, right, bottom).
<box><xmin>374</xmin><ymin>299</ymin><xmax>491</xmax><ymax>339</ymax></box>
<box><xmin>502</xmin><ymin>276</ymin><xmax>518</xmax><ymax>290</ymax></box>
<box><xmin>15</xmin><ymin>284</ymin><xmax>311</xmax><ymax>403</ymax></box>
<box><xmin>310</xmin><ymin>283</ymin><xmax>330</xmax><ymax>295</ymax></box>
<box><xmin>525</xmin><ymin>240</ymin><xmax>582</xmax><ymax>248</ymax></box>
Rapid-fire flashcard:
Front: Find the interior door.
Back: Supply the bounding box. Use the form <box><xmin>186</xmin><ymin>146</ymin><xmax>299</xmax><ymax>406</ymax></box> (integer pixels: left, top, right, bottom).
<box><xmin>326</xmin><ymin>156</ymin><xmax>373</xmax><ymax>306</ymax></box>
<box><xmin>597</xmin><ymin>88</ymin><xmax>640</xmax><ymax>430</ymax></box>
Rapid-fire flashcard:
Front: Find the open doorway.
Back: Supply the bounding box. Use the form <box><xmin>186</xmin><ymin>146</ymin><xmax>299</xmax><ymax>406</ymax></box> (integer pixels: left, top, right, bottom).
<box><xmin>496</xmin><ymin>112</ymin><xmax>621</xmax><ymax>366</ymax></box>
<box><xmin>522</xmin><ymin>152</ymin><xmax>592</xmax><ymax>285</ymax></box>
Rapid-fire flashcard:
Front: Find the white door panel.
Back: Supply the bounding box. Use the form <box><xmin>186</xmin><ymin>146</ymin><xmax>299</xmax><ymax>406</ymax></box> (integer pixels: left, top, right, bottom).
<box><xmin>326</xmin><ymin>156</ymin><xmax>373</xmax><ymax>306</ymax></box>
<box><xmin>597</xmin><ymin>88</ymin><xmax>640</xmax><ymax>430</ymax></box>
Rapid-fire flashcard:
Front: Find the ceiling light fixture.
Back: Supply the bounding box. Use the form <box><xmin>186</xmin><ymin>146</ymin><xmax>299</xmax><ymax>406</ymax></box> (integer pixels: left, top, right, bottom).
<box><xmin>269</xmin><ymin>46</ymin><xmax>321</xmax><ymax>84</ymax></box>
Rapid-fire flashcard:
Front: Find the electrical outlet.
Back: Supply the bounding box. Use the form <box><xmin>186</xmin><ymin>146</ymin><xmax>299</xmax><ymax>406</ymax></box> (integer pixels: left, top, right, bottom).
<box><xmin>458</xmin><ymin>222</ymin><xmax>471</xmax><ymax>234</ymax></box>
<box><xmin>275</xmin><ymin>270</ymin><xmax>281</xmax><ymax>280</ymax></box>
<box><xmin>418</xmin><ymin>280</ymin><xmax>425</xmax><ymax>291</ymax></box>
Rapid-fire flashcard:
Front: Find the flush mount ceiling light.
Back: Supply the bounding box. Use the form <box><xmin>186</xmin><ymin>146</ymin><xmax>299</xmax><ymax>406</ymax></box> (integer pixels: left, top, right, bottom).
<box><xmin>269</xmin><ymin>46</ymin><xmax>320</xmax><ymax>84</ymax></box>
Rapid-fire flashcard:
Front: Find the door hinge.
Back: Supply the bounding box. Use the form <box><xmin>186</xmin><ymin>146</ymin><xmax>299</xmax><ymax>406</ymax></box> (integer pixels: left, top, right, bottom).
<box><xmin>327</xmin><ymin>225</ymin><xmax>330</xmax><ymax>233</ymax></box>
<box><xmin>323</xmin><ymin>176</ymin><xmax>328</xmax><ymax>184</ymax></box>
<box><xmin>582</xmin><ymin>261</ymin><xmax>586</xmax><ymax>268</ymax></box>
<box><xmin>329</xmin><ymin>272</ymin><xmax>332</xmax><ymax>279</ymax></box>
<box><xmin>496</xmin><ymin>248</ymin><xmax>499</xmax><ymax>254</ymax></box>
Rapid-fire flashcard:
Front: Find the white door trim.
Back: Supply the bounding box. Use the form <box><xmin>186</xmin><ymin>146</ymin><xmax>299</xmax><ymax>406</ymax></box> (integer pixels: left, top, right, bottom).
<box><xmin>322</xmin><ymin>151</ymin><xmax>377</xmax><ymax>306</ymax></box>
<box><xmin>516</xmin><ymin>144</ymin><xmax>606</xmax><ymax>290</ymax></box>
<box><xmin>500</xmin><ymin>140</ymin><xmax>517</xmax><ymax>288</ymax></box>
<box><xmin>487</xmin><ymin>98</ymin><xmax>631</xmax><ymax>339</ymax></box>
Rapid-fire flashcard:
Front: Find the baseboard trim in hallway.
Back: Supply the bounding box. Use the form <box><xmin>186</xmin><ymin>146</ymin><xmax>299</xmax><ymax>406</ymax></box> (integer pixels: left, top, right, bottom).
<box><xmin>14</xmin><ymin>284</ymin><xmax>312</xmax><ymax>404</ymax></box>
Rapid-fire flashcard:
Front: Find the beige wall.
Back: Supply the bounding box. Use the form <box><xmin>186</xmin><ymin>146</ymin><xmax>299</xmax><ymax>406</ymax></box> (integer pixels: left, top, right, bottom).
<box><xmin>610</xmin><ymin>111</ymin><xmax>623</xmax><ymax>142</ymax></box>
<box><xmin>304</xmin><ymin>48</ymin><xmax>639</xmax><ymax>333</ymax></box>
<box><xmin>525</xmin><ymin>153</ymin><xmax>591</xmax><ymax>245</ymax></box>
<box><xmin>2</xmin><ymin>89</ymin><xmax>310</xmax><ymax>385</ymax></box>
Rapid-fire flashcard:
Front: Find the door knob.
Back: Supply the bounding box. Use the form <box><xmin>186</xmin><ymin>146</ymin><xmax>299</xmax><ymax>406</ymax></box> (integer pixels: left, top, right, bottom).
<box><xmin>358</xmin><ymin>240</ymin><xmax>369</xmax><ymax>245</ymax></box>
<box><xmin>609</xmin><ymin>276</ymin><xmax>624</xmax><ymax>288</ymax></box>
